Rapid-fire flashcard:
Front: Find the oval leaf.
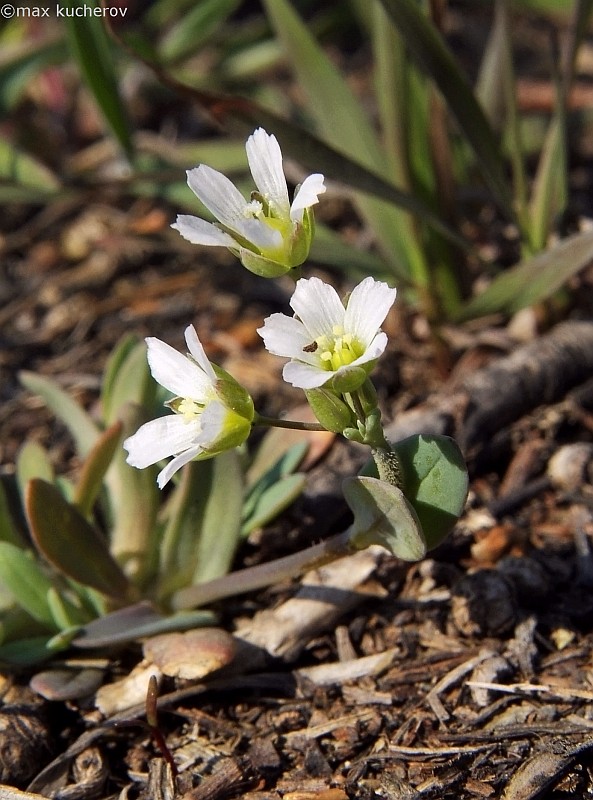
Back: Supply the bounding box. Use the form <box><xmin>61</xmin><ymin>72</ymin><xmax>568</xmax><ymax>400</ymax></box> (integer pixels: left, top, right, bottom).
<box><xmin>343</xmin><ymin>476</ymin><xmax>427</xmax><ymax>561</ymax></box>
<box><xmin>392</xmin><ymin>434</ymin><xmax>468</xmax><ymax>549</ymax></box>
<box><xmin>25</xmin><ymin>479</ymin><xmax>131</xmax><ymax>601</ymax></box>
<box><xmin>74</xmin><ymin>420</ymin><xmax>123</xmax><ymax>518</ymax></box>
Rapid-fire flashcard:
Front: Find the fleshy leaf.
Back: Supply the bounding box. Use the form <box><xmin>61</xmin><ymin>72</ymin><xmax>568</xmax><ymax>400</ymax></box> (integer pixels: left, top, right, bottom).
<box><xmin>74</xmin><ymin>420</ymin><xmax>123</xmax><ymax>518</ymax></box>
<box><xmin>104</xmin><ymin>405</ymin><xmax>160</xmax><ymax>586</ymax></box>
<box><xmin>242</xmin><ymin>473</ymin><xmax>306</xmax><ymax>537</ymax></box>
<box><xmin>378</xmin><ymin>0</ymin><xmax>513</xmax><ymax>217</ymax></box>
<box><xmin>63</xmin><ymin>0</ymin><xmax>133</xmax><ymax>159</ymax></box>
<box><xmin>16</xmin><ymin>441</ymin><xmax>54</xmax><ymax>499</ymax></box>
<box><xmin>343</xmin><ymin>476</ymin><xmax>427</xmax><ymax>561</ymax></box>
<box><xmin>101</xmin><ymin>338</ymin><xmax>155</xmax><ymax>425</ymax></box>
<box><xmin>0</xmin><ymin>543</ymin><xmax>58</xmax><ymax>629</ymax></box>
<box><xmin>19</xmin><ymin>371</ymin><xmax>99</xmax><ymax>456</ymax></box>
<box><xmin>72</xmin><ymin>601</ymin><xmax>216</xmax><ymax>649</ymax></box>
<box><xmin>159</xmin><ymin>451</ymin><xmax>244</xmax><ymax>600</ymax></box>
<box><xmin>0</xmin><ymin>135</ymin><xmax>60</xmax><ymax>193</ymax></box>
<box><xmin>25</xmin><ymin>479</ymin><xmax>132</xmax><ymax>602</ymax></box>
<box><xmin>392</xmin><ymin>434</ymin><xmax>468</xmax><ymax>549</ymax></box>
<box><xmin>0</xmin><ymin>636</ymin><xmax>56</xmax><ymax>668</ymax></box>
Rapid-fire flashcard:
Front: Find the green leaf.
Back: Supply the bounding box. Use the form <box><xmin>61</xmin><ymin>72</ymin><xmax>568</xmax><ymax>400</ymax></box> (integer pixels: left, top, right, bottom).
<box><xmin>0</xmin><ymin>543</ymin><xmax>58</xmax><ymax>629</ymax></box>
<box><xmin>62</xmin><ymin>0</ymin><xmax>133</xmax><ymax>159</ymax></box>
<box><xmin>310</xmin><ymin>223</ymin><xmax>390</xmax><ymax>279</ymax></box>
<box><xmin>46</xmin><ymin>587</ymin><xmax>90</xmax><ymax>630</ymax></box>
<box><xmin>378</xmin><ymin>0</ymin><xmax>513</xmax><ymax>218</ymax></box>
<box><xmin>101</xmin><ymin>334</ymin><xmax>141</xmax><ymax>422</ymax></box>
<box><xmin>103</xmin><ymin>405</ymin><xmax>160</xmax><ymax>587</ymax></box>
<box><xmin>74</xmin><ymin>421</ymin><xmax>124</xmax><ymax>518</ymax></box>
<box><xmin>0</xmin><ymin>135</ymin><xmax>60</xmax><ymax>192</ymax></box>
<box><xmin>160</xmin><ymin>451</ymin><xmax>244</xmax><ymax>596</ymax></box>
<box><xmin>196</xmin><ymin>459</ymin><xmax>245</xmax><ymax>587</ymax></box>
<box><xmin>16</xmin><ymin>441</ymin><xmax>54</xmax><ymax>499</ymax></box>
<box><xmin>246</xmin><ymin>438</ymin><xmax>308</xmax><ymax>492</ymax></box>
<box><xmin>101</xmin><ymin>339</ymin><xmax>155</xmax><ymax>425</ymax></box>
<box><xmin>20</xmin><ymin>371</ymin><xmax>99</xmax><ymax>456</ymax></box>
<box><xmin>25</xmin><ymin>479</ymin><xmax>132</xmax><ymax>602</ymax></box>
<box><xmin>455</xmin><ymin>229</ymin><xmax>593</xmax><ymax>321</ymax></box>
<box><xmin>0</xmin><ymin>636</ymin><xmax>56</xmax><ymax>668</ymax></box>
<box><xmin>0</xmin><ymin>39</ymin><xmax>67</xmax><ymax>113</ymax></box>
<box><xmin>242</xmin><ymin>473</ymin><xmax>306</xmax><ymax>537</ymax></box>
<box><xmin>392</xmin><ymin>434</ymin><xmax>468</xmax><ymax>550</ymax></box>
<box><xmin>343</xmin><ymin>476</ymin><xmax>427</xmax><ymax>561</ymax></box>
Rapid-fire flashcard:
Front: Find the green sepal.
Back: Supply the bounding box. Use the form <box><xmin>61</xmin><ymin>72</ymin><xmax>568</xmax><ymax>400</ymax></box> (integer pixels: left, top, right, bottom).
<box><xmin>198</xmin><ymin>410</ymin><xmax>252</xmax><ymax>458</ymax></box>
<box><xmin>288</xmin><ymin>208</ymin><xmax>315</xmax><ymax>267</ymax></box>
<box><xmin>304</xmin><ymin>387</ymin><xmax>354</xmax><ymax>433</ymax></box>
<box><xmin>357</xmin><ymin>378</ymin><xmax>378</xmax><ymax>415</ymax></box>
<box><xmin>212</xmin><ymin>365</ymin><xmax>255</xmax><ymax>422</ymax></box>
<box><xmin>330</xmin><ymin>365</ymin><xmax>369</xmax><ymax>393</ymax></box>
<box><xmin>238</xmin><ymin>248</ymin><xmax>292</xmax><ymax>278</ymax></box>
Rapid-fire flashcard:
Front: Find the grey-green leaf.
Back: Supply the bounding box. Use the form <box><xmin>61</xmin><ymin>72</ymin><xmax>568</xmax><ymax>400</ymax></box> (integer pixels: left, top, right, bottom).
<box><xmin>344</xmin><ymin>476</ymin><xmax>427</xmax><ymax>561</ymax></box>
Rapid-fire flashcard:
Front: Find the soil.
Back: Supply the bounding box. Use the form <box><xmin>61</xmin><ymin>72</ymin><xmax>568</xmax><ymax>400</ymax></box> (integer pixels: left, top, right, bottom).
<box><xmin>2</xmin><ymin>4</ymin><xmax>593</xmax><ymax>799</ymax></box>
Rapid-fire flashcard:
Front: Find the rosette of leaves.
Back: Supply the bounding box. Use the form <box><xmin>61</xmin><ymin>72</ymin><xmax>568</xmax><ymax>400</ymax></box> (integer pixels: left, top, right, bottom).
<box><xmin>0</xmin><ymin>336</ymin><xmax>307</xmax><ymax>668</ymax></box>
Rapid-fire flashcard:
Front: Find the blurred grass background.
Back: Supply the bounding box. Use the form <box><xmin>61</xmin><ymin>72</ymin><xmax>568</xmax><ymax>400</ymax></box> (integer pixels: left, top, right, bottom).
<box><xmin>3</xmin><ymin>0</ymin><xmax>593</xmax><ymax>324</ymax></box>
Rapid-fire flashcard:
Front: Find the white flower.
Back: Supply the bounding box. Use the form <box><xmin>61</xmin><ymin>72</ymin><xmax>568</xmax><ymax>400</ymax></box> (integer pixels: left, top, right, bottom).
<box><xmin>123</xmin><ymin>326</ymin><xmax>253</xmax><ymax>488</ymax></box>
<box><xmin>171</xmin><ymin>128</ymin><xmax>326</xmax><ymax>277</ymax></box>
<box><xmin>258</xmin><ymin>276</ymin><xmax>396</xmax><ymax>391</ymax></box>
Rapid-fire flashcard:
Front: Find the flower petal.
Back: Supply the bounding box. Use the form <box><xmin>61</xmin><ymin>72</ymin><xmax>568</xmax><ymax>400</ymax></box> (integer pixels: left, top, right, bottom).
<box><xmin>146</xmin><ymin>337</ymin><xmax>213</xmax><ymax>400</ymax></box>
<box><xmin>290</xmin><ymin>277</ymin><xmax>344</xmax><ymax>339</ymax></box>
<box><xmin>171</xmin><ymin>215</ymin><xmax>236</xmax><ymax>248</ymax></box>
<box><xmin>344</xmin><ymin>277</ymin><xmax>397</xmax><ymax>345</ymax></box>
<box><xmin>184</xmin><ymin>325</ymin><xmax>216</xmax><ymax>381</ymax></box>
<box><xmin>257</xmin><ymin>313</ymin><xmax>311</xmax><ymax>359</ymax></box>
<box><xmin>123</xmin><ymin>416</ymin><xmax>201</xmax><ymax>469</ymax></box>
<box><xmin>290</xmin><ymin>173</ymin><xmax>326</xmax><ymax>221</ymax></box>
<box><xmin>282</xmin><ymin>360</ymin><xmax>331</xmax><ymax>389</ymax></box>
<box><xmin>198</xmin><ymin>401</ymin><xmax>227</xmax><ymax>441</ymax></box>
<box><xmin>186</xmin><ymin>165</ymin><xmax>247</xmax><ymax>227</ymax></box>
<box><xmin>246</xmin><ymin>128</ymin><xmax>290</xmax><ymax>216</ymax></box>
<box><xmin>157</xmin><ymin>444</ymin><xmax>204</xmax><ymax>488</ymax></box>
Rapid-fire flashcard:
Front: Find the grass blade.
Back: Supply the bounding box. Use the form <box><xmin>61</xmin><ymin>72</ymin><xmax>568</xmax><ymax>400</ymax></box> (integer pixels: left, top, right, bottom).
<box><xmin>454</xmin><ymin>229</ymin><xmax>593</xmax><ymax>321</ymax></box>
<box><xmin>261</xmin><ymin>0</ymin><xmax>428</xmax><ymax>286</ymax></box>
<box><xmin>62</xmin><ymin>0</ymin><xmax>133</xmax><ymax>159</ymax></box>
<box><xmin>378</xmin><ymin>0</ymin><xmax>514</xmax><ymax>219</ymax></box>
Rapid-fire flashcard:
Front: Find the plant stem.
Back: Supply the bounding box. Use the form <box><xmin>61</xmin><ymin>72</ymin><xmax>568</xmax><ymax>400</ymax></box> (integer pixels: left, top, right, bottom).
<box><xmin>254</xmin><ymin>413</ymin><xmax>325</xmax><ymax>432</ymax></box>
<box><xmin>171</xmin><ymin>527</ymin><xmax>355</xmax><ymax>611</ymax></box>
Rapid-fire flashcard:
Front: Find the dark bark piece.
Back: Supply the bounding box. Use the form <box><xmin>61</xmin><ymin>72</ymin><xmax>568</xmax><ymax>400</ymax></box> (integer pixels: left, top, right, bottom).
<box><xmin>458</xmin><ymin>321</ymin><xmax>593</xmax><ymax>453</ymax></box>
<box><xmin>388</xmin><ymin>320</ymin><xmax>593</xmax><ymax>453</ymax></box>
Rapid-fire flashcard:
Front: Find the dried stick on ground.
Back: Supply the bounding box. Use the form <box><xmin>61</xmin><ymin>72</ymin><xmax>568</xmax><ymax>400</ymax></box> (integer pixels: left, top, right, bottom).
<box><xmin>388</xmin><ymin>320</ymin><xmax>593</xmax><ymax>451</ymax></box>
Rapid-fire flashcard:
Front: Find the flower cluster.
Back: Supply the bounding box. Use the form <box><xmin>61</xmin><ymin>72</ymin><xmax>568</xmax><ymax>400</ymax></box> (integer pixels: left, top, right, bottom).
<box><xmin>125</xmin><ymin>128</ymin><xmax>397</xmax><ymax>487</ymax></box>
